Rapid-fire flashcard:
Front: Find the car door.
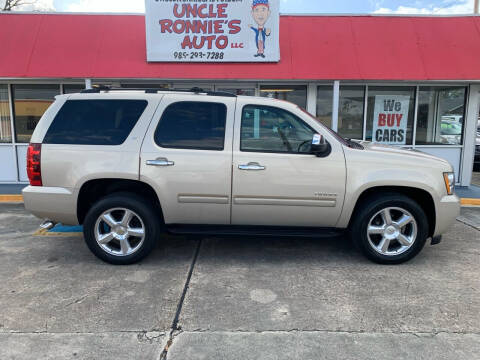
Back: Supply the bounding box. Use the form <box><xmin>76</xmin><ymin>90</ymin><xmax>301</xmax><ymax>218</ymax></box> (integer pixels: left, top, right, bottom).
<box><xmin>231</xmin><ymin>99</ymin><xmax>346</xmax><ymax>227</ymax></box>
<box><xmin>140</xmin><ymin>94</ymin><xmax>235</xmax><ymax>225</ymax></box>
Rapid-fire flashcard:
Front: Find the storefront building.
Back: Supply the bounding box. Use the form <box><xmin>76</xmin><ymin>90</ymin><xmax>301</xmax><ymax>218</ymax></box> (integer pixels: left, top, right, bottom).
<box><xmin>1</xmin><ymin>12</ymin><xmax>479</xmax><ymax>186</ymax></box>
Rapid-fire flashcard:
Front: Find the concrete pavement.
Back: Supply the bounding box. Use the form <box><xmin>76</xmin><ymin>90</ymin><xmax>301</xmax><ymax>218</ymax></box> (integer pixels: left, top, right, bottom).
<box><xmin>0</xmin><ymin>204</ymin><xmax>479</xmax><ymax>359</ymax></box>
<box><xmin>0</xmin><ymin>203</ymin><xmax>194</xmax><ymax>359</ymax></box>
<box><xmin>167</xmin><ymin>331</ymin><xmax>480</xmax><ymax>360</ymax></box>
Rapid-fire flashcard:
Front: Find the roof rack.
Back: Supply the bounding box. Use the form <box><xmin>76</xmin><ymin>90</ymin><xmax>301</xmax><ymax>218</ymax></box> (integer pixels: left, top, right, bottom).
<box><xmin>80</xmin><ymin>85</ymin><xmax>237</xmax><ymax>98</ymax></box>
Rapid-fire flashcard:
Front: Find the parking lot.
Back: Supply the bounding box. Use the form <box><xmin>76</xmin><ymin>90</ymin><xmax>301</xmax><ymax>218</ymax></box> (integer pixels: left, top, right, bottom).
<box><xmin>0</xmin><ymin>202</ymin><xmax>479</xmax><ymax>360</ymax></box>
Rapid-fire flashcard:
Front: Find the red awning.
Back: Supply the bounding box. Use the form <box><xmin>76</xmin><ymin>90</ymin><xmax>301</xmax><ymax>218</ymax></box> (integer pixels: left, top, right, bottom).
<box><xmin>1</xmin><ymin>13</ymin><xmax>480</xmax><ymax>81</ymax></box>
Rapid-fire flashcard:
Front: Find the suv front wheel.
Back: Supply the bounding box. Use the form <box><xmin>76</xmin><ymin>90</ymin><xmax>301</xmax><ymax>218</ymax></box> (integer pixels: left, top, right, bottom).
<box><xmin>83</xmin><ymin>193</ymin><xmax>161</xmax><ymax>265</ymax></box>
<box><xmin>350</xmin><ymin>193</ymin><xmax>429</xmax><ymax>264</ymax></box>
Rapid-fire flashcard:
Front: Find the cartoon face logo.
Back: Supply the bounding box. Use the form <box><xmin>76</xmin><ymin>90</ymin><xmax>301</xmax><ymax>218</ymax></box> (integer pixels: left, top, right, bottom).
<box><xmin>252</xmin><ymin>2</ymin><xmax>271</xmax><ymax>27</ymax></box>
<box><xmin>250</xmin><ymin>0</ymin><xmax>272</xmax><ymax>58</ymax></box>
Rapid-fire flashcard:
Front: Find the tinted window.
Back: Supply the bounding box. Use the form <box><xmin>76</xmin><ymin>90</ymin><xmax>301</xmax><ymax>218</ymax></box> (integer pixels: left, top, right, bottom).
<box><xmin>44</xmin><ymin>100</ymin><xmax>147</xmax><ymax>145</ymax></box>
<box><xmin>154</xmin><ymin>102</ymin><xmax>227</xmax><ymax>151</ymax></box>
<box><xmin>241</xmin><ymin>105</ymin><xmax>315</xmax><ymax>154</ymax></box>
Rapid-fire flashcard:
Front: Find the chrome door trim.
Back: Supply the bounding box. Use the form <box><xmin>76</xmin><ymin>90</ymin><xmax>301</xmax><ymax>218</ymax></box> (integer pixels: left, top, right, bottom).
<box><xmin>146</xmin><ymin>158</ymin><xmax>174</xmax><ymax>167</ymax></box>
<box><xmin>238</xmin><ymin>162</ymin><xmax>266</xmax><ymax>171</ymax></box>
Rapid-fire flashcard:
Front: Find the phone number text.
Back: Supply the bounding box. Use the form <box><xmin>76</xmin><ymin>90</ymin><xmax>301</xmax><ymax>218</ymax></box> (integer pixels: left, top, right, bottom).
<box><xmin>173</xmin><ymin>52</ymin><xmax>225</xmax><ymax>60</ymax></box>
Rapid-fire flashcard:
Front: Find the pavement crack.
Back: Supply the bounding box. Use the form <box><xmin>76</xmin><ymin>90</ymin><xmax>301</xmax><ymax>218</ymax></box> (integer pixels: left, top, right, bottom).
<box><xmin>456</xmin><ymin>218</ymin><xmax>480</xmax><ymax>231</ymax></box>
<box><xmin>0</xmin><ymin>330</ymin><xmax>156</xmax><ymax>335</ymax></box>
<box><xmin>137</xmin><ymin>330</ymin><xmax>166</xmax><ymax>344</ymax></box>
<box><xmin>176</xmin><ymin>329</ymin><xmax>480</xmax><ymax>336</ymax></box>
<box><xmin>159</xmin><ymin>239</ymin><xmax>202</xmax><ymax>360</ymax></box>
<box><xmin>64</xmin><ymin>295</ymin><xmax>88</xmax><ymax>307</ymax></box>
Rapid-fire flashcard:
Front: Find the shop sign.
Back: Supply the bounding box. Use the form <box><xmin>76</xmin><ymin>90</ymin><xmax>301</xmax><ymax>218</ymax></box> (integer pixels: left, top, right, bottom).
<box><xmin>372</xmin><ymin>95</ymin><xmax>410</xmax><ymax>145</ymax></box>
<box><xmin>145</xmin><ymin>0</ymin><xmax>280</xmax><ymax>62</ymax></box>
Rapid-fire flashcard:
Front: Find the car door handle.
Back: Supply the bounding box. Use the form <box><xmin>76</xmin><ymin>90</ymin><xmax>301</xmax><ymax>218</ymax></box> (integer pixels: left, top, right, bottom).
<box><xmin>146</xmin><ymin>158</ymin><xmax>175</xmax><ymax>167</ymax></box>
<box><xmin>238</xmin><ymin>162</ymin><xmax>266</xmax><ymax>171</ymax></box>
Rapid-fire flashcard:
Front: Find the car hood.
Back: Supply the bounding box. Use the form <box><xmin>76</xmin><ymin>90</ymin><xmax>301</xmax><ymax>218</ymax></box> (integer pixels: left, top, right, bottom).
<box><xmin>357</xmin><ymin>141</ymin><xmax>452</xmax><ymax>169</ymax></box>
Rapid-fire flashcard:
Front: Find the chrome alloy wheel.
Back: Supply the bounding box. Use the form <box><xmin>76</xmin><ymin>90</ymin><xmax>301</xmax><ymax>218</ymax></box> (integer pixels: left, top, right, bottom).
<box><xmin>94</xmin><ymin>208</ymin><xmax>146</xmax><ymax>257</ymax></box>
<box><xmin>367</xmin><ymin>207</ymin><xmax>418</xmax><ymax>256</ymax></box>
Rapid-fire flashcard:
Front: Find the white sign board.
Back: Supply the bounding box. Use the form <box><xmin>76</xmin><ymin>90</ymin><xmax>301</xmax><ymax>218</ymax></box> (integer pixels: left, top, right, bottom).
<box><xmin>145</xmin><ymin>0</ymin><xmax>280</xmax><ymax>62</ymax></box>
<box><xmin>372</xmin><ymin>95</ymin><xmax>410</xmax><ymax>145</ymax></box>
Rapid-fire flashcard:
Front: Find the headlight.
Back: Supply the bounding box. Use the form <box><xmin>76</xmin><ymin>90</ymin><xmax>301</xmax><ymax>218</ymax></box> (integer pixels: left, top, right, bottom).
<box><xmin>443</xmin><ymin>172</ymin><xmax>455</xmax><ymax>195</ymax></box>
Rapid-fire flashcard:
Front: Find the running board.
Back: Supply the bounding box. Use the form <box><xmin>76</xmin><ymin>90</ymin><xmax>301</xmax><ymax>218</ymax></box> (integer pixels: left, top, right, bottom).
<box><xmin>166</xmin><ymin>225</ymin><xmax>345</xmax><ymax>238</ymax></box>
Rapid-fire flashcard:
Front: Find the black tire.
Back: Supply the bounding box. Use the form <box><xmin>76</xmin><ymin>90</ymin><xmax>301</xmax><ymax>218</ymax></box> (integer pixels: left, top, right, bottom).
<box><xmin>349</xmin><ymin>193</ymin><xmax>428</xmax><ymax>265</ymax></box>
<box><xmin>83</xmin><ymin>192</ymin><xmax>161</xmax><ymax>265</ymax></box>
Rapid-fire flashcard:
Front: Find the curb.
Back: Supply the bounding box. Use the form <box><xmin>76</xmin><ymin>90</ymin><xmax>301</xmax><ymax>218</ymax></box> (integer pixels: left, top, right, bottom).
<box><xmin>460</xmin><ymin>198</ymin><xmax>480</xmax><ymax>206</ymax></box>
<box><xmin>0</xmin><ymin>195</ymin><xmax>23</xmax><ymax>203</ymax></box>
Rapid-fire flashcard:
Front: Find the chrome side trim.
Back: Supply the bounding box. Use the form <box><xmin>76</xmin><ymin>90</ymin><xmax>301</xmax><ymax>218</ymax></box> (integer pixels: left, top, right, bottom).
<box><xmin>233</xmin><ymin>196</ymin><xmax>336</xmax><ymax>207</ymax></box>
<box><xmin>178</xmin><ymin>195</ymin><xmax>230</xmax><ymax>205</ymax></box>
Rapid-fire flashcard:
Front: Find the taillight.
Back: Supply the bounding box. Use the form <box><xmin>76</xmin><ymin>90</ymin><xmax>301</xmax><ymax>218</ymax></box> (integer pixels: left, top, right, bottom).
<box><xmin>27</xmin><ymin>143</ymin><xmax>42</xmax><ymax>186</ymax></box>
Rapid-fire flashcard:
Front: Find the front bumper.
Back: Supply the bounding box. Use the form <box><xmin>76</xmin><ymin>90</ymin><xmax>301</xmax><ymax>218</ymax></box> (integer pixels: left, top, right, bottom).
<box><xmin>434</xmin><ymin>194</ymin><xmax>460</xmax><ymax>237</ymax></box>
<box><xmin>22</xmin><ymin>186</ymin><xmax>79</xmax><ymax>225</ymax></box>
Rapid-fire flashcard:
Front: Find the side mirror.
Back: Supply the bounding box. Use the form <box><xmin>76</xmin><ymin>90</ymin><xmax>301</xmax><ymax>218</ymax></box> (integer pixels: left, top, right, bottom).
<box><xmin>311</xmin><ymin>134</ymin><xmax>331</xmax><ymax>157</ymax></box>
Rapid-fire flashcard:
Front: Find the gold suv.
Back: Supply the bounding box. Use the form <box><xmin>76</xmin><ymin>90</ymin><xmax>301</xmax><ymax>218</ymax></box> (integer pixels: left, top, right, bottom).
<box><xmin>23</xmin><ymin>88</ymin><xmax>460</xmax><ymax>265</ymax></box>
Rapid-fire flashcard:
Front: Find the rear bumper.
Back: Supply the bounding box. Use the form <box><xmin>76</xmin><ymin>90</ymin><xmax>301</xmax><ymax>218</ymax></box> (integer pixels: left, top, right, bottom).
<box><xmin>22</xmin><ymin>186</ymin><xmax>78</xmax><ymax>225</ymax></box>
<box><xmin>434</xmin><ymin>194</ymin><xmax>460</xmax><ymax>237</ymax></box>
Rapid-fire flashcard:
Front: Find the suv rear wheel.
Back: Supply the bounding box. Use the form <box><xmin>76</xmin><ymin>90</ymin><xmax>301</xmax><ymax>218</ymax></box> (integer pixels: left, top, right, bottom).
<box><xmin>83</xmin><ymin>193</ymin><xmax>161</xmax><ymax>265</ymax></box>
<box><xmin>350</xmin><ymin>193</ymin><xmax>428</xmax><ymax>264</ymax></box>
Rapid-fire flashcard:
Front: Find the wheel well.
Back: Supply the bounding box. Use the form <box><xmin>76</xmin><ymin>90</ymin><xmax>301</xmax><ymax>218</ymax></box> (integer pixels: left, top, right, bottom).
<box><xmin>77</xmin><ymin>179</ymin><xmax>162</xmax><ymax>225</ymax></box>
<box><xmin>350</xmin><ymin>186</ymin><xmax>436</xmax><ymax>238</ymax></box>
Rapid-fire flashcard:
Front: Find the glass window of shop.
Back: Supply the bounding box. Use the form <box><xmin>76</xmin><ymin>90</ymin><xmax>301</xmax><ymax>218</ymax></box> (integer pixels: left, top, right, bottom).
<box><xmin>338</xmin><ymin>86</ymin><xmax>365</xmax><ymax>140</ymax></box>
<box><xmin>63</xmin><ymin>84</ymin><xmax>86</xmax><ymax>94</ymax></box>
<box><xmin>416</xmin><ymin>87</ymin><xmax>467</xmax><ymax>145</ymax></box>
<box><xmin>0</xmin><ymin>85</ymin><xmax>12</xmax><ymax>143</ymax></box>
<box><xmin>366</xmin><ymin>86</ymin><xmax>416</xmax><ymax>145</ymax></box>
<box><xmin>260</xmin><ymin>85</ymin><xmax>307</xmax><ymax>109</ymax></box>
<box><xmin>316</xmin><ymin>86</ymin><xmax>333</xmax><ymax>128</ymax></box>
<box><xmin>217</xmin><ymin>87</ymin><xmax>256</xmax><ymax>96</ymax></box>
<box><xmin>12</xmin><ymin>84</ymin><xmax>60</xmax><ymax>143</ymax></box>
<box><xmin>121</xmin><ymin>83</ymin><xmax>171</xmax><ymax>90</ymax></box>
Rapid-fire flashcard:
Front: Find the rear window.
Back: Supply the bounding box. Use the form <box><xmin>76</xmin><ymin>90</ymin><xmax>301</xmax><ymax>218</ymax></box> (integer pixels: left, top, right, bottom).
<box><xmin>154</xmin><ymin>101</ymin><xmax>227</xmax><ymax>151</ymax></box>
<box><xmin>43</xmin><ymin>100</ymin><xmax>148</xmax><ymax>145</ymax></box>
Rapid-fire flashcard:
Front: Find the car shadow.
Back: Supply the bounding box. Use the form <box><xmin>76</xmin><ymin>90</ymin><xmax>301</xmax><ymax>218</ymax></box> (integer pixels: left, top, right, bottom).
<box><xmin>165</xmin><ymin>233</ymin><xmax>373</xmax><ymax>267</ymax></box>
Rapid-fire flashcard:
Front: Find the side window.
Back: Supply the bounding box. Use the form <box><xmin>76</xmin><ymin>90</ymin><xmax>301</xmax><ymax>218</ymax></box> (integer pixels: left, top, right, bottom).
<box><xmin>43</xmin><ymin>100</ymin><xmax>148</xmax><ymax>145</ymax></box>
<box><xmin>154</xmin><ymin>101</ymin><xmax>227</xmax><ymax>151</ymax></box>
<box><xmin>241</xmin><ymin>105</ymin><xmax>315</xmax><ymax>154</ymax></box>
